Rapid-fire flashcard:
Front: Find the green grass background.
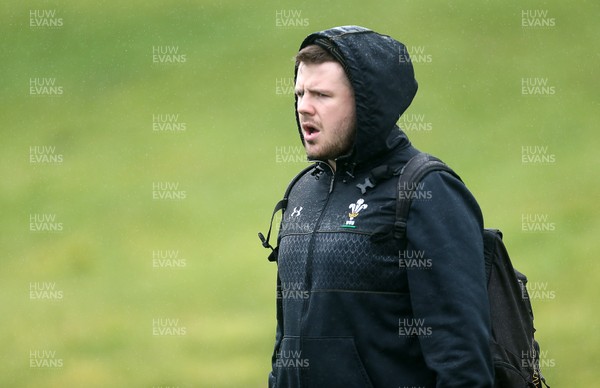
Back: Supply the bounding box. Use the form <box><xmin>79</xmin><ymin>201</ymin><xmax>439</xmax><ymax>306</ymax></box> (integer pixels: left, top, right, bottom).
<box><xmin>1</xmin><ymin>0</ymin><xmax>598</xmax><ymax>386</ymax></box>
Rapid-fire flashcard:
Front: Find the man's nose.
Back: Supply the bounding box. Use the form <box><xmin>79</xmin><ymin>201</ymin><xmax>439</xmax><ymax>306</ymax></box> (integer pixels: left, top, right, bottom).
<box><xmin>297</xmin><ymin>95</ymin><xmax>315</xmax><ymax>116</ymax></box>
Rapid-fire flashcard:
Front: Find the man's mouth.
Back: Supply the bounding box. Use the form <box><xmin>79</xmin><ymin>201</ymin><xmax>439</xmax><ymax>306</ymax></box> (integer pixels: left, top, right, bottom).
<box><xmin>302</xmin><ymin>123</ymin><xmax>320</xmax><ymax>141</ymax></box>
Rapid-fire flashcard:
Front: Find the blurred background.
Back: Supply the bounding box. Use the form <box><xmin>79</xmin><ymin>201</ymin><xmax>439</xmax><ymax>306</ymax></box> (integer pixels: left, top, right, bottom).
<box><xmin>1</xmin><ymin>0</ymin><xmax>598</xmax><ymax>386</ymax></box>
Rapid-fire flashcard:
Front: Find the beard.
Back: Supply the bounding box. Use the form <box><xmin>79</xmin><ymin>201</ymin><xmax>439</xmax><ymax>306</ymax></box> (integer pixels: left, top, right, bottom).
<box><xmin>304</xmin><ymin>115</ymin><xmax>356</xmax><ymax>162</ymax></box>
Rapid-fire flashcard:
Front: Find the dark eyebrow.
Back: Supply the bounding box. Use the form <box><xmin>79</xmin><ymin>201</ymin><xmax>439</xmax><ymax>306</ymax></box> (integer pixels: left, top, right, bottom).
<box><xmin>311</xmin><ymin>88</ymin><xmax>330</xmax><ymax>95</ymax></box>
<box><xmin>296</xmin><ymin>88</ymin><xmax>331</xmax><ymax>96</ymax></box>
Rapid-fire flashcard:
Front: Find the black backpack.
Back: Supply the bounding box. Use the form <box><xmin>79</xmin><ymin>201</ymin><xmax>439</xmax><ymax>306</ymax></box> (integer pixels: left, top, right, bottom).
<box><xmin>259</xmin><ymin>153</ymin><xmax>550</xmax><ymax>387</ymax></box>
<box><xmin>395</xmin><ymin>152</ymin><xmax>549</xmax><ymax>388</ymax></box>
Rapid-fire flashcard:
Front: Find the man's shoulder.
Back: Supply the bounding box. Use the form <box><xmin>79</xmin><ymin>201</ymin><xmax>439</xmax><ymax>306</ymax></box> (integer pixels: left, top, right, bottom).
<box><xmin>284</xmin><ymin>163</ymin><xmax>321</xmax><ymax>195</ymax></box>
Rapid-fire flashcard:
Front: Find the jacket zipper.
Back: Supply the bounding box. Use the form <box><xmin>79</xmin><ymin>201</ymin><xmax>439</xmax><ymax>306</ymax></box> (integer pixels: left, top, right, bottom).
<box><xmin>298</xmin><ymin>162</ymin><xmax>335</xmax><ymax>386</ymax></box>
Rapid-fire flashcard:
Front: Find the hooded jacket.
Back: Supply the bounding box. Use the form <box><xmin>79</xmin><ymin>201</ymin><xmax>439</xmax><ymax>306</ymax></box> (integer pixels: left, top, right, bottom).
<box><xmin>269</xmin><ymin>26</ymin><xmax>493</xmax><ymax>388</ymax></box>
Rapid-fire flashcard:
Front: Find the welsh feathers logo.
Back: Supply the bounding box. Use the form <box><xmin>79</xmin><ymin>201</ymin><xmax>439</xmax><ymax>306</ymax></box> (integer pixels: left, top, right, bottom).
<box><xmin>342</xmin><ymin>198</ymin><xmax>368</xmax><ymax>228</ymax></box>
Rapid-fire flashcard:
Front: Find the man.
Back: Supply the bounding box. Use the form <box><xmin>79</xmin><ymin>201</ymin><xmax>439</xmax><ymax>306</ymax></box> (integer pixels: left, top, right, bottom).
<box><xmin>265</xmin><ymin>26</ymin><xmax>493</xmax><ymax>387</ymax></box>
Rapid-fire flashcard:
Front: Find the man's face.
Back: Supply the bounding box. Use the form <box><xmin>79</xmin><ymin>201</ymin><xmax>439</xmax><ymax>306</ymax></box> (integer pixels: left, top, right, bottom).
<box><xmin>295</xmin><ymin>61</ymin><xmax>356</xmax><ymax>165</ymax></box>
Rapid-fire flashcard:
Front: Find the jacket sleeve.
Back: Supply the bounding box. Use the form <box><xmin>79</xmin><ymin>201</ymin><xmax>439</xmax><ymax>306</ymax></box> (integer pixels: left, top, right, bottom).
<box><xmin>268</xmin><ymin>273</ymin><xmax>283</xmax><ymax>387</ymax></box>
<box><xmin>405</xmin><ymin>171</ymin><xmax>493</xmax><ymax>387</ymax></box>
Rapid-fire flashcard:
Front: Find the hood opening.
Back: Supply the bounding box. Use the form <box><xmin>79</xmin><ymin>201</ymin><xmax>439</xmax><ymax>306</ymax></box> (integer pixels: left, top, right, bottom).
<box><xmin>294</xmin><ymin>26</ymin><xmax>418</xmax><ymax>168</ymax></box>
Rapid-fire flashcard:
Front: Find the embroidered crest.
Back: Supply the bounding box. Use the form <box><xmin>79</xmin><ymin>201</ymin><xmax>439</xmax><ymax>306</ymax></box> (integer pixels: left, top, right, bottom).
<box><xmin>342</xmin><ymin>198</ymin><xmax>368</xmax><ymax>228</ymax></box>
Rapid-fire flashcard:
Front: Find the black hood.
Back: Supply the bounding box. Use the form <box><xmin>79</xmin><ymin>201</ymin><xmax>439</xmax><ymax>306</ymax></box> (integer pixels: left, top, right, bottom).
<box><xmin>294</xmin><ymin>26</ymin><xmax>417</xmax><ymax>164</ymax></box>
<box><xmin>294</xmin><ymin>26</ymin><xmax>418</xmax><ymax>167</ymax></box>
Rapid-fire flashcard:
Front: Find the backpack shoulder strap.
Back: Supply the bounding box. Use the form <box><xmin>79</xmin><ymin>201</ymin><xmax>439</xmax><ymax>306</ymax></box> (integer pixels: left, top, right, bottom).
<box><xmin>259</xmin><ymin>163</ymin><xmax>317</xmax><ymax>262</ymax></box>
<box><xmin>394</xmin><ymin>152</ymin><xmax>462</xmax><ymax>241</ymax></box>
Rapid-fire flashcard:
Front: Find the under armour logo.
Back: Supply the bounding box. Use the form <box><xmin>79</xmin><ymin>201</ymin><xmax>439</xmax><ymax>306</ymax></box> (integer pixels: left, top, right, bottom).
<box><xmin>291</xmin><ymin>206</ymin><xmax>303</xmax><ymax>217</ymax></box>
<box><xmin>356</xmin><ymin>177</ymin><xmax>375</xmax><ymax>195</ymax></box>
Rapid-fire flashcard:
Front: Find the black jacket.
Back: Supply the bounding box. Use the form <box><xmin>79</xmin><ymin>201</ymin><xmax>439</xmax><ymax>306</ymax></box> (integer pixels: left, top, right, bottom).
<box><xmin>269</xmin><ymin>26</ymin><xmax>493</xmax><ymax>387</ymax></box>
